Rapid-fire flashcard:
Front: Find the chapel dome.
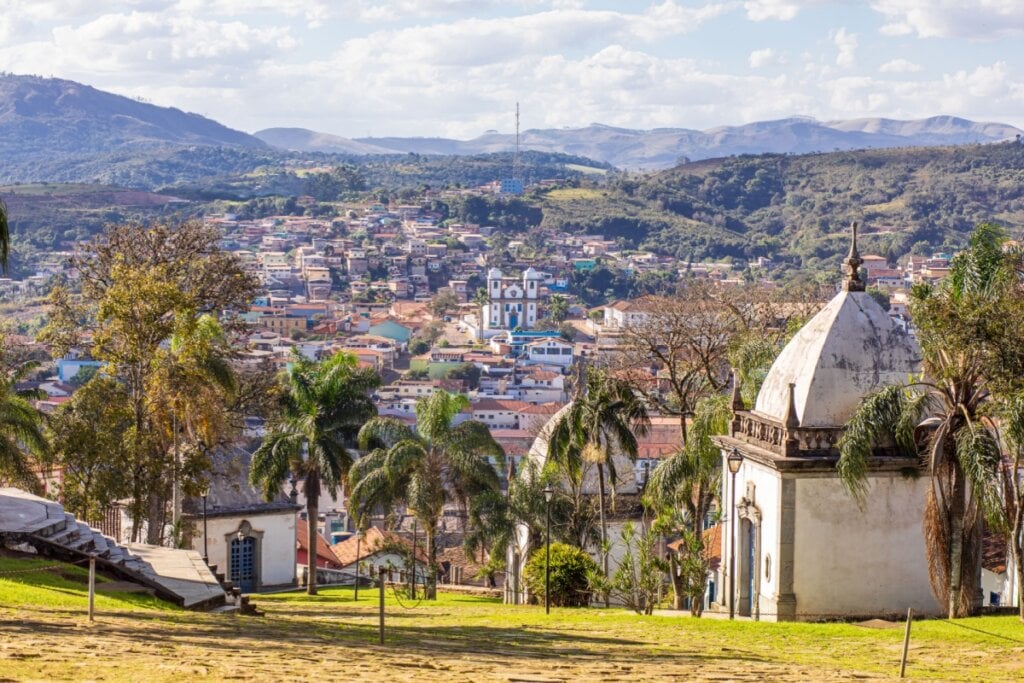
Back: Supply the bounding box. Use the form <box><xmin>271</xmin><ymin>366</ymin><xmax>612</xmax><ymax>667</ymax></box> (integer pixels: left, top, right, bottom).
<box><xmin>525</xmin><ymin>402</ymin><xmax>637</xmax><ymax>495</ymax></box>
<box><xmin>487</xmin><ymin>267</ymin><xmax>503</xmax><ymax>280</ymax></box>
<box><xmin>753</xmin><ymin>288</ymin><xmax>920</xmax><ymax>429</ymax></box>
<box><xmin>523</xmin><ymin>266</ymin><xmax>543</xmax><ymax>280</ymax></box>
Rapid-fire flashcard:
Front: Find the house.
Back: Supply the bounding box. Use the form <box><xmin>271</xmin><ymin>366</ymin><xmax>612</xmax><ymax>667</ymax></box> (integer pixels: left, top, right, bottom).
<box><xmin>297</xmin><ymin>530</ymin><xmax>344</xmax><ymax>570</ymax></box>
<box><xmin>523</xmin><ymin>338</ymin><xmax>574</xmax><ymax>367</ymax></box>
<box><xmin>330</xmin><ymin>526</ymin><xmax>428</xmax><ymax>584</ymax></box>
<box><xmin>602</xmin><ymin>300</ymin><xmax>648</xmax><ymax>329</ymax></box>
<box><xmin>183</xmin><ymin>445</ymin><xmax>301</xmax><ymax>592</ymax></box>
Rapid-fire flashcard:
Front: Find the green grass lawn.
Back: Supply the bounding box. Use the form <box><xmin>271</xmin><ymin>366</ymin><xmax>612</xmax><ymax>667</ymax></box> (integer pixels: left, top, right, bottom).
<box><xmin>0</xmin><ymin>555</ymin><xmax>174</xmax><ymax>612</ymax></box>
<box><xmin>1</xmin><ymin>557</ymin><xmax>1023</xmax><ymax>681</ymax></box>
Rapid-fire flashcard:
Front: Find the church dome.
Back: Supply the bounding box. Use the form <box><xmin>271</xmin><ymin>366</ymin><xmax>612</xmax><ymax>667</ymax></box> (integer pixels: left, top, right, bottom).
<box><xmin>753</xmin><ymin>289</ymin><xmax>919</xmax><ymax>429</ymax></box>
<box><xmin>523</xmin><ymin>266</ymin><xmax>543</xmax><ymax>280</ymax></box>
<box><xmin>487</xmin><ymin>267</ymin><xmax>503</xmax><ymax>280</ymax></box>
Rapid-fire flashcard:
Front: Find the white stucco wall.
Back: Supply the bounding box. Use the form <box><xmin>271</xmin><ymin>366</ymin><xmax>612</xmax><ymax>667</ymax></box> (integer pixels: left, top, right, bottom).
<box><xmin>720</xmin><ymin>456</ymin><xmax>782</xmax><ymax>617</ymax></box>
<box><xmin>193</xmin><ymin>512</ymin><xmax>298</xmax><ymax>589</ymax></box>
<box><xmin>792</xmin><ymin>474</ymin><xmax>939</xmax><ymax>618</ymax></box>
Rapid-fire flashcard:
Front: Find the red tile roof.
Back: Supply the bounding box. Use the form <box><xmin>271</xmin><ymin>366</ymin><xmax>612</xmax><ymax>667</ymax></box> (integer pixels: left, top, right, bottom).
<box><xmin>296</xmin><ymin>530</ymin><xmax>342</xmax><ymax>568</ymax></box>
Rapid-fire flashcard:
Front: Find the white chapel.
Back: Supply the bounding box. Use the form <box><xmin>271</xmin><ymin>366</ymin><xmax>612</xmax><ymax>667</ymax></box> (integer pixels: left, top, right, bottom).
<box><xmin>480</xmin><ymin>267</ymin><xmax>543</xmax><ymax>335</ymax></box>
<box><xmin>715</xmin><ymin>227</ymin><xmax>941</xmax><ymax>621</ymax></box>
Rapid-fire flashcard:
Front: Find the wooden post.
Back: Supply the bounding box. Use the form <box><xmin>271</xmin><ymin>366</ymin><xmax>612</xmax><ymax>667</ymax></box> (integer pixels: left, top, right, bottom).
<box><xmin>378</xmin><ymin>567</ymin><xmax>386</xmax><ymax>645</ymax></box>
<box><xmin>88</xmin><ymin>554</ymin><xmax>96</xmax><ymax>622</ymax></box>
<box><xmin>899</xmin><ymin>607</ymin><xmax>913</xmax><ymax>678</ymax></box>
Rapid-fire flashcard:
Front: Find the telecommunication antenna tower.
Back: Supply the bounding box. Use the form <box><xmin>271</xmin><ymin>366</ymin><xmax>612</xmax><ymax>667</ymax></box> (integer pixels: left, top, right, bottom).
<box><xmin>513</xmin><ymin>101</ymin><xmax>520</xmax><ymax>182</ymax></box>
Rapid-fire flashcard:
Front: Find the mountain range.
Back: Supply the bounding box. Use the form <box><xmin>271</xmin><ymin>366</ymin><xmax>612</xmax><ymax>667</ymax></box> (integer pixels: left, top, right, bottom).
<box><xmin>1</xmin><ymin>73</ymin><xmax>1022</xmax><ymax>184</ymax></box>
<box><xmin>256</xmin><ymin>116</ymin><xmax>1023</xmax><ymax>170</ymax></box>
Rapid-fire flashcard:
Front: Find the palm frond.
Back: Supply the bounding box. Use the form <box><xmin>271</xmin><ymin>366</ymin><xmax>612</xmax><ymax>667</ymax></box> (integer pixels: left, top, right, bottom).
<box><xmin>838</xmin><ymin>384</ymin><xmax>918</xmax><ymax>504</ymax></box>
<box><xmin>358</xmin><ymin>417</ymin><xmax>417</xmax><ymax>451</ymax></box>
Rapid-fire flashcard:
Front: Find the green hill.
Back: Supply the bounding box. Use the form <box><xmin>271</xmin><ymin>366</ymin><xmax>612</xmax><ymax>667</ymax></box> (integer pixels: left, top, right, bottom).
<box><xmin>537</xmin><ymin>141</ymin><xmax>1024</xmax><ymax>269</ymax></box>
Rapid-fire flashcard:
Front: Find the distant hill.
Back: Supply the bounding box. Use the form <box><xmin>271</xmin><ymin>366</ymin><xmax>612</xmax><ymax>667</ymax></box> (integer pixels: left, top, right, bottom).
<box><xmin>0</xmin><ymin>74</ymin><xmax>267</xmax><ymax>183</ymax></box>
<box><xmin>327</xmin><ymin>117</ymin><xmax>1023</xmax><ymax>169</ymax></box>
<box><xmin>254</xmin><ymin>128</ymin><xmax>396</xmax><ymax>155</ymax></box>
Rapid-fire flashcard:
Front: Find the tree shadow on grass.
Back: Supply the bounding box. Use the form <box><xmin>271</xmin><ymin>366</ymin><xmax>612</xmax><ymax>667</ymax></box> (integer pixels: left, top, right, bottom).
<box><xmin>0</xmin><ymin>608</ymin><xmax>774</xmax><ymax>670</ymax></box>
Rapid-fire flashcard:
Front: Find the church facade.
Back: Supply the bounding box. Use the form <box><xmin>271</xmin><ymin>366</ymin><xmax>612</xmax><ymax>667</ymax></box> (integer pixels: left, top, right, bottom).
<box><xmin>481</xmin><ymin>267</ymin><xmax>543</xmax><ymax>336</ymax></box>
<box><xmin>715</xmin><ymin>228</ymin><xmax>941</xmax><ymax>621</ymax></box>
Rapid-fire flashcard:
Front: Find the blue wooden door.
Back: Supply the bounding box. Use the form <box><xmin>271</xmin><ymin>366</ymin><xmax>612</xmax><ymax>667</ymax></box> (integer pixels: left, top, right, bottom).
<box><xmin>230</xmin><ymin>537</ymin><xmax>256</xmax><ymax>592</ymax></box>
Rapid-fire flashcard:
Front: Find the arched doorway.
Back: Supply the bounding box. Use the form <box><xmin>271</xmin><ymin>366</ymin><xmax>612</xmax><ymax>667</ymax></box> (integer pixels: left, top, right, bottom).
<box><xmin>736</xmin><ymin>485</ymin><xmax>761</xmax><ymax>619</ymax></box>
<box><xmin>227</xmin><ymin>521</ymin><xmax>261</xmax><ymax>593</ymax></box>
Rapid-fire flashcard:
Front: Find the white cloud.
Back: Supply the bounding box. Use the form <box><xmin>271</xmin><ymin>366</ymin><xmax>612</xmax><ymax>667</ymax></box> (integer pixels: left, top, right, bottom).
<box><xmin>879</xmin><ymin>58</ymin><xmax>922</xmax><ymax>73</ymax></box>
<box><xmin>749</xmin><ymin>48</ymin><xmax>784</xmax><ymax>67</ymax></box>
<box><xmin>743</xmin><ymin>0</ymin><xmax>803</xmax><ymax>21</ymax></box>
<box><xmin>871</xmin><ymin>0</ymin><xmax>1024</xmax><ymax>39</ymax></box>
<box><xmin>832</xmin><ymin>27</ymin><xmax>857</xmax><ymax>68</ymax></box>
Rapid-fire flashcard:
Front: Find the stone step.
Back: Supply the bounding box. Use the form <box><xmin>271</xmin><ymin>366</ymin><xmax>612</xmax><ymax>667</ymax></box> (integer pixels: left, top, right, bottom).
<box><xmin>90</xmin><ymin>533</ymin><xmax>110</xmax><ymax>555</ymax></box>
<box><xmin>46</xmin><ymin>524</ymin><xmax>81</xmax><ymax>545</ymax></box>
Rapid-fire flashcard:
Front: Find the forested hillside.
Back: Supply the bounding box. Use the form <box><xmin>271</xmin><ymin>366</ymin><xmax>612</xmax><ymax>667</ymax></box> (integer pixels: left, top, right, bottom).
<box><xmin>537</xmin><ymin>141</ymin><xmax>1024</xmax><ymax>269</ymax></box>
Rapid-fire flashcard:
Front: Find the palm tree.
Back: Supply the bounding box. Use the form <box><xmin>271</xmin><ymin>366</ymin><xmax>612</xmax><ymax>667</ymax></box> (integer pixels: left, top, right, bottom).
<box><xmin>0</xmin><ymin>197</ymin><xmax>9</xmax><ymax>275</ymax></box>
<box><xmin>250</xmin><ymin>351</ymin><xmax>380</xmax><ymax>594</ymax></box>
<box><xmin>0</xmin><ymin>360</ymin><xmax>49</xmax><ymax>490</ymax></box>
<box><xmin>349</xmin><ymin>391</ymin><xmax>504</xmax><ymax>599</ymax></box>
<box><xmin>646</xmin><ymin>393</ymin><xmax>730</xmax><ymax>615</ymax></box>
<box><xmin>546</xmin><ymin>366</ymin><xmax>649</xmax><ymax>583</ymax></box>
<box><xmin>838</xmin><ymin>224</ymin><xmax>1016</xmax><ymax>618</ymax></box>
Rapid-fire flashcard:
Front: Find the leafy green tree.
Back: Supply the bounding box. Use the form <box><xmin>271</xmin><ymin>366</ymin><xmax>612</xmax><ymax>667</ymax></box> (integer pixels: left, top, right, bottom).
<box><xmin>646</xmin><ymin>394</ymin><xmax>730</xmax><ymax>615</ymax></box>
<box><xmin>350</xmin><ymin>391</ymin><xmax>504</xmax><ymax>599</ymax></box>
<box><xmin>429</xmin><ymin>290</ymin><xmax>460</xmax><ymax>318</ymax></box>
<box><xmin>49</xmin><ymin>376</ymin><xmax>132</xmax><ymax>521</ymax></box>
<box><xmin>838</xmin><ymin>223</ymin><xmax>1022</xmax><ymax>618</ymax></box>
<box><xmin>250</xmin><ymin>351</ymin><xmax>380</xmax><ymax>595</ymax></box>
<box><xmin>0</xmin><ymin>357</ymin><xmax>48</xmax><ymax>490</ymax></box>
<box><xmin>523</xmin><ymin>542</ymin><xmax>598</xmax><ymax>607</ymax></box>
<box><xmin>40</xmin><ymin>221</ymin><xmax>259</xmax><ymax>543</ymax></box>
<box><xmin>546</xmin><ymin>367</ymin><xmax>649</xmax><ymax>585</ymax></box>
<box><xmin>545</xmin><ymin>295</ymin><xmax>570</xmax><ymax>324</ymax></box>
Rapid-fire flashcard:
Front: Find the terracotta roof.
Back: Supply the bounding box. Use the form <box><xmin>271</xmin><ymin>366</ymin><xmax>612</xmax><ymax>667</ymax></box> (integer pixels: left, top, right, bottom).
<box><xmin>297</xmin><ymin>530</ymin><xmax>342</xmax><ymax>567</ymax></box>
<box><xmin>330</xmin><ymin>527</ymin><xmax>428</xmax><ymax>567</ymax></box>
<box><xmin>518</xmin><ymin>402</ymin><xmax>562</xmax><ymax>415</ymax></box>
<box><xmin>472</xmin><ymin>398</ymin><xmax>531</xmax><ymax>412</ymax></box>
<box><xmin>982</xmin><ymin>530</ymin><xmax>1007</xmax><ymax>574</ymax></box>
<box><xmin>667</xmin><ymin>524</ymin><xmax>722</xmax><ymax>571</ymax></box>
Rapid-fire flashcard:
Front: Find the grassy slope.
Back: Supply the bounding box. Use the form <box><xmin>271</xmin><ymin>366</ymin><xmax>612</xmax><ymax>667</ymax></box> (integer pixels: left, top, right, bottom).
<box><xmin>0</xmin><ymin>555</ymin><xmax>175</xmax><ymax>612</ymax></box>
<box><xmin>1</xmin><ymin>575</ymin><xmax>1022</xmax><ymax>682</ymax></box>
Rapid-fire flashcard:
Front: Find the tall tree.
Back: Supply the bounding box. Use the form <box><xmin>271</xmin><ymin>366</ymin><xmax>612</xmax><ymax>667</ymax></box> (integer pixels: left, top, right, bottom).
<box><xmin>250</xmin><ymin>351</ymin><xmax>380</xmax><ymax>595</ymax></box>
<box><xmin>40</xmin><ymin>220</ymin><xmax>259</xmax><ymax>543</ymax></box>
<box><xmin>545</xmin><ymin>367</ymin><xmax>649</xmax><ymax>584</ymax></box>
<box><xmin>48</xmin><ymin>376</ymin><xmax>132</xmax><ymax>522</ymax></box>
<box><xmin>838</xmin><ymin>223</ymin><xmax>1021</xmax><ymax>618</ymax></box>
<box><xmin>646</xmin><ymin>394</ymin><xmax>731</xmax><ymax>615</ymax></box>
<box><xmin>350</xmin><ymin>391</ymin><xmax>504</xmax><ymax>599</ymax></box>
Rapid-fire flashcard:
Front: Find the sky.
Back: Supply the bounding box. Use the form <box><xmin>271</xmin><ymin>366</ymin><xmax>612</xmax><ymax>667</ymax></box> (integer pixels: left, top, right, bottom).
<box><xmin>0</xmin><ymin>1</ymin><xmax>1022</xmax><ymax>139</ymax></box>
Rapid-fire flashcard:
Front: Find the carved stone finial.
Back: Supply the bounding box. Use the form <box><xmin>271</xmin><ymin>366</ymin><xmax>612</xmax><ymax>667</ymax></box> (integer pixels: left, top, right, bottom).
<box><xmin>730</xmin><ymin>368</ymin><xmax>745</xmax><ymax>412</ymax></box>
<box><xmin>783</xmin><ymin>382</ymin><xmax>800</xmax><ymax>430</ymax></box>
<box><xmin>843</xmin><ymin>221</ymin><xmax>865</xmax><ymax>292</ymax></box>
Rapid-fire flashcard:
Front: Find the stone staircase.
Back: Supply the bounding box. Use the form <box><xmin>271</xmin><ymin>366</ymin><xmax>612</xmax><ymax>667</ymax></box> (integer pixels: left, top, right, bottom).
<box><xmin>0</xmin><ymin>487</ymin><xmax>230</xmax><ymax>611</ymax></box>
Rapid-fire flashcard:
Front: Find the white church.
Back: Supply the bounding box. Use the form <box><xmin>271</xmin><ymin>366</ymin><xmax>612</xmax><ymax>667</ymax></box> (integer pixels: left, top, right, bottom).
<box><xmin>479</xmin><ymin>267</ymin><xmax>544</xmax><ymax>337</ymax></box>
<box><xmin>714</xmin><ymin>228</ymin><xmax>940</xmax><ymax>621</ymax></box>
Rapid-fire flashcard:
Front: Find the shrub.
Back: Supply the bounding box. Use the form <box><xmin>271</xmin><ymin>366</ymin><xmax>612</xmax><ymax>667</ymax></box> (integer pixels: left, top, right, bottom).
<box><xmin>523</xmin><ymin>542</ymin><xmax>597</xmax><ymax>607</ymax></box>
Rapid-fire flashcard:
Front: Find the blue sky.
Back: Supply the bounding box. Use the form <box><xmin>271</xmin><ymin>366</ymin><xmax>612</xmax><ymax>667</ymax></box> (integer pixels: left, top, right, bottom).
<box><xmin>0</xmin><ymin>1</ymin><xmax>1021</xmax><ymax>138</ymax></box>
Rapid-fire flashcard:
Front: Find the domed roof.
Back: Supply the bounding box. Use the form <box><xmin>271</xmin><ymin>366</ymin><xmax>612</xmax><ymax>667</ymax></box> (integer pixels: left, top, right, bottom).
<box><xmin>753</xmin><ymin>289</ymin><xmax>919</xmax><ymax>429</ymax></box>
<box><xmin>523</xmin><ymin>266</ymin><xmax>543</xmax><ymax>280</ymax></box>
<box><xmin>525</xmin><ymin>402</ymin><xmax>638</xmax><ymax>495</ymax></box>
<box><xmin>487</xmin><ymin>267</ymin><xmax>503</xmax><ymax>280</ymax></box>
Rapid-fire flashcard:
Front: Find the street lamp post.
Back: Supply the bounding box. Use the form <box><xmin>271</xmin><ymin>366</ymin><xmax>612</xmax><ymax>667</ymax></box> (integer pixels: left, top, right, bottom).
<box><xmin>543</xmin><ymin>485</ymin><xmax>553</xmax><ymax>614</ymax></box>
<box><xmin>354</xmin><ymin>531</ymin><xmax>362</xmax><ymax>602</ymax></box>
<box><xmin>727</xmin><ymin>447</ymin><xmax>744</xmax><ymax>620</ymax></box>
<box><xmin>200</xmin><ymin>483</ymin><xmax>210</xmax><ymax>564</ymax></box>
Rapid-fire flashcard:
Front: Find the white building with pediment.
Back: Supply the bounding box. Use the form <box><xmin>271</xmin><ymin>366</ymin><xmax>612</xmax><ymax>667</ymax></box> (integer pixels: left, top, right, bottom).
<box><xmin>481</xmin><ymin>267</ymin><xmax>543</xmax><ymax>336</ymax></box>
<box><xmin>715</xmin><ymin>228</ymin><xmax>941</xmax><ymax>621</ymax></box>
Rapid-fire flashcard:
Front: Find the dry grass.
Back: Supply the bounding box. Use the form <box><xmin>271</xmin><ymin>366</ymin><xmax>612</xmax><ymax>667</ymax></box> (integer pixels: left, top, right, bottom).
<box><xmin>1</xmin><ymin>580</ymin><xmax>1023</xmax><ymax>682</ymax></box>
